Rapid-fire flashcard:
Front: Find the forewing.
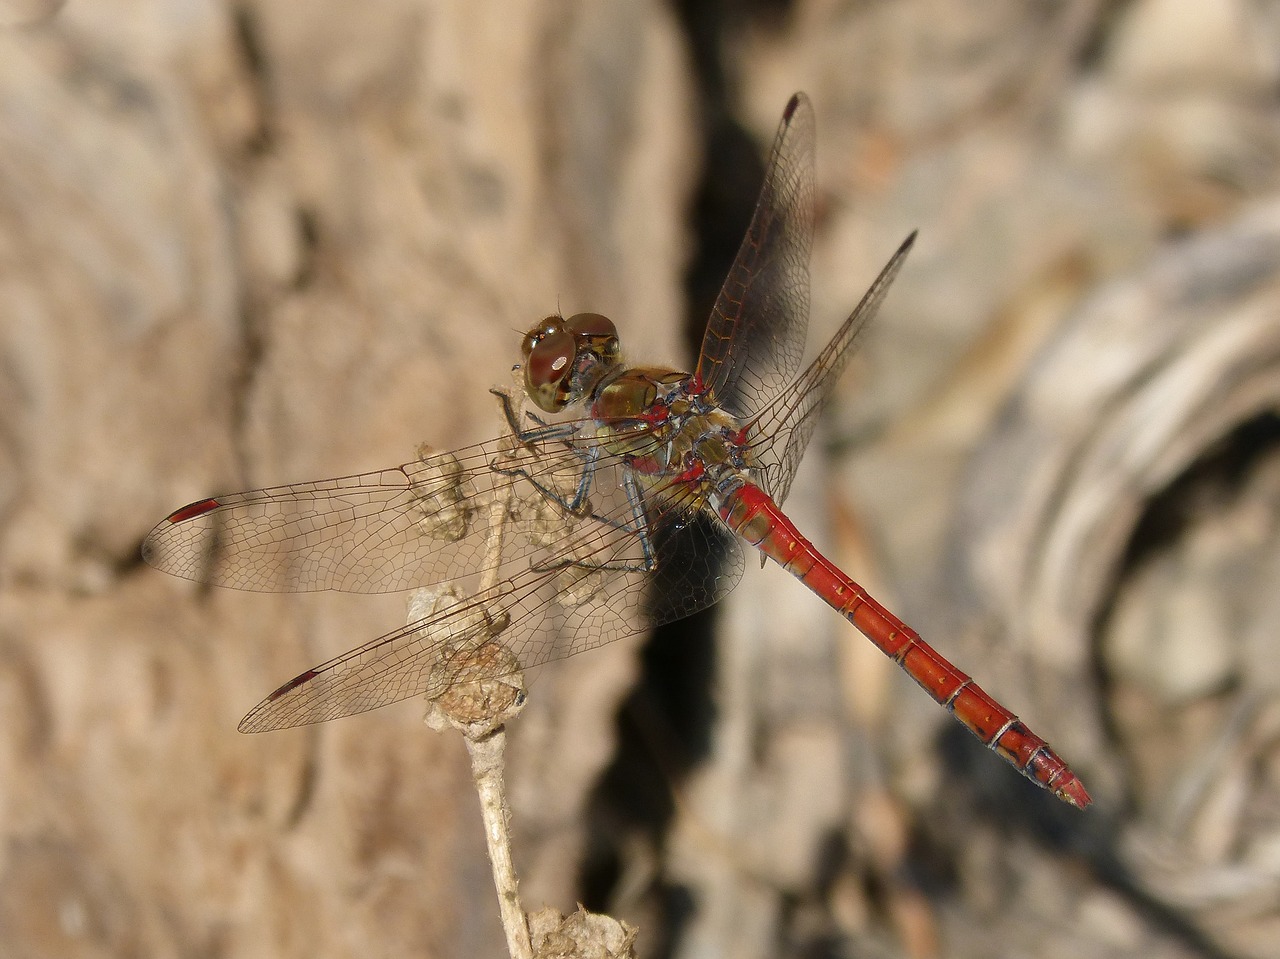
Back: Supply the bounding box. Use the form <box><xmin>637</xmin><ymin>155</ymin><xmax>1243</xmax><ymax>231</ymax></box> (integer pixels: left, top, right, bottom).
<box><xmin>694</xmin><ymin>93</ymin><xmax>815</xmax><ymax>418</ymax></box>
<box><xmin>143</xmin><ymin>425</ymin><xmax>638</xmax><ymax>596</ymax></box>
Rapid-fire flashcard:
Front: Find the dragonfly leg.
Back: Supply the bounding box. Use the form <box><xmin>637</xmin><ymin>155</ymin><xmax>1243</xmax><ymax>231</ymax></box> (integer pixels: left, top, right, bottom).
<box><xmin>490</xmin><ymin>389</ymin><xmax>599</xmax><ymax>514</ymax></box>
<box><xmin>491</xmin><ymin>388</ymin><xmax>658</xmax><ymax>572</ymax></box>
<box><xmin>493</xmin><ymin>388</ymin><xmax>579</xmax><ymax>447</ymax></box>
<box><xmin>491</xmin><ymin>438</ymin><xmax>601</xmax><ymax>516</ymax></box>
<box><xmin>531</xmin><ymin>468</ymin><xmax>657</xmax><ymax>575</ymax></box>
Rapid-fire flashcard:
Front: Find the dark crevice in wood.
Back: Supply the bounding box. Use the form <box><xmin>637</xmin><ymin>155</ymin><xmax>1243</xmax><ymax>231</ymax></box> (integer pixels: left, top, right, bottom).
<box><xmin>575</xmin><ymin>5</ymin><xmax>794</xmax><ymax>950</ymax></box>
<box><xmin>231</xmin><ymin>3</ymin><xmax>275</xmax><ymax>157</ymax></box>
<box><xmin>1094</xmin><ymin>411</ymin><xmax>1280</xmax><ymax>757</ymax></box>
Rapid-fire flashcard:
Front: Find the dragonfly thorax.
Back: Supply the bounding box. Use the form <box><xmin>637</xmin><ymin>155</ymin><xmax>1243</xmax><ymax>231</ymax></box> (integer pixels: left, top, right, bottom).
<box><xmin>591</xmin><ymin>367</ymin><xmax>751</xmax><ymax>481</ymax></box>
<box><xmin>521</xmin><ymin>312</ymin><xmax>621</xmax><ymax>413</ymax></box>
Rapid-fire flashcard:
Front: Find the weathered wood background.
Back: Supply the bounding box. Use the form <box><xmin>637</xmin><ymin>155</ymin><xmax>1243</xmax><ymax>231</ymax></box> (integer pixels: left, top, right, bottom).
<box><xmin>3</xmin><ymin>2</ymin><xmax>1280</xmax><ymax>958</ymax></box>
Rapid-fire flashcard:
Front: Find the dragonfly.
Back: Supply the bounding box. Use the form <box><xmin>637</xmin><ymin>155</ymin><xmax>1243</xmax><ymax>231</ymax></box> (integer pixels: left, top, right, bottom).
<box><xmin>144</xmin><ymin>93</ymin><xmax>1090</xmax><ymax>808</ymax></box>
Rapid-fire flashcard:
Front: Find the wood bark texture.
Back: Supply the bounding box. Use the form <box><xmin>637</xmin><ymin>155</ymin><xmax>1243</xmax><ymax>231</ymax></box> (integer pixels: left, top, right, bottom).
<box><xmin>2</xmin><ymin>2</ymin><xmax>1279</xmax><ymax>958</ymax></box>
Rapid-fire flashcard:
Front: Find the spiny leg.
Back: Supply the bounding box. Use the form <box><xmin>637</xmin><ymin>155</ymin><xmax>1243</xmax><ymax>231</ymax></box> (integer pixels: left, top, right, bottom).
<box><xmin>490</xmin><ymin>387</ymin><xmax>600</xmax><ymax>514</ymax></box>
<box><xmin>531</xmin><ymin>469</ymin><xmax>659</xmax><ymax>575</ymax></box>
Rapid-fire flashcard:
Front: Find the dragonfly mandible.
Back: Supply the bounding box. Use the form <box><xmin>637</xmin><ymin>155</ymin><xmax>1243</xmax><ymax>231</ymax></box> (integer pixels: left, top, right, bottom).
<box><xmin>144</xmin><ymin>93</ymin><xmax>1090</xmax><ymax>808</ymax></box>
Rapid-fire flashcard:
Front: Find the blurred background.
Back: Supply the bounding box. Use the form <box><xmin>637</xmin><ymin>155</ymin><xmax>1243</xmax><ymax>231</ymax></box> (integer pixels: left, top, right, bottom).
<box><xmin>3</xmin><ymin>1</ymin><xmax>1280</xmax><ymax>957</ymax></box>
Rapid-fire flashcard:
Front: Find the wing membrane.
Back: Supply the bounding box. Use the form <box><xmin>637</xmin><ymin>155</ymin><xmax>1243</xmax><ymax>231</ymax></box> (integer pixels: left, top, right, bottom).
<box><xmin>749</xmin><ymin>233</ymin><xmax>916</xmax><ymax>503</ymax></box>
<box><xmin>144</xmin><ymin>418</ymin><xmax>747</xmax><ymax>730</ymax></box>
<box><xmin>234</xmin><ymin>487</ymin><xmax>745</xmax><ymax>731</ymax></box>
<box><xmin>144</xmin><ymin>426</ymin><xmax>634</xmax><ymax>595</ymax></box>
<box><xmin>694</xmin><ymin>92</ymin><xmax>815</xmax><ymax>418</ymax></box>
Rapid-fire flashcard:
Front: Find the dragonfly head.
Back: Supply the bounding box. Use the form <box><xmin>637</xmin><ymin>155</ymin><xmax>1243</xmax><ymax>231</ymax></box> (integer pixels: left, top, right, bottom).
<box><xmin>521</xmin><ymin>312</ymin><xmax>621</xmax><ymax>412</ymax></box>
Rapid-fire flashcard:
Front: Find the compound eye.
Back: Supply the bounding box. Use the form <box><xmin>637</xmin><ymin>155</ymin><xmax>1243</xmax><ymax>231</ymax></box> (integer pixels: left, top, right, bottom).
<box><xmin>521</xmin><ymin>315</ymin><xmax>565</xmax><ymax>360</ymax></box>
<box><xmin>565</xmin><ymin>312</ymin><xmax>617</xmax><ymax>339</ymax></box>
<box><xmin>566</xmin><ymin>312</ymin><xmax>620</xmax><ymax>366</ymax></box>
<box><xmin>524</xmin><ymin>326</ymin><xmax>576</xmax><ymax>412</ymax></box>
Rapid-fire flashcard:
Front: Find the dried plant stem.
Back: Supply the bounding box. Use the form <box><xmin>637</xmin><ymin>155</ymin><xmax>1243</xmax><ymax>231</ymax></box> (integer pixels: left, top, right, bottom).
<box><xmin>465</xmin><ymin>726</ymin><xmax>533</xmax><ymax>959</ymax></box>
<box><xmin>419</xmin><ymin>384</ymin><xmax>537</xmax><ymax>959</ymax></box>
<box><xmin>421</xmin><ymin>384</ymin><xmax>637</xmax><ymax>958</ymax></box>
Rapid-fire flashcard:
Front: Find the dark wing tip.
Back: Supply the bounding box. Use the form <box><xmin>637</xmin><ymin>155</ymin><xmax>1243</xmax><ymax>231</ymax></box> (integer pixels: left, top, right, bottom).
<box><xmin>238</xmin><ymin>669</ymin><xmax>320</xmax><ymax>733</ymax></box>
<box><xmin>164</xmin><ymin>498</ymin><xmax>222</xmax><ymax>524</ymax></box>
<box><xmin>141</xmin><ymin>498</ymin><xmax>221</xmax><ymax>572</ymax></box>
<box><xmin>783</xmin><ymin>92</ymin><xmax>807</xmax><ymax>121</ymax></box>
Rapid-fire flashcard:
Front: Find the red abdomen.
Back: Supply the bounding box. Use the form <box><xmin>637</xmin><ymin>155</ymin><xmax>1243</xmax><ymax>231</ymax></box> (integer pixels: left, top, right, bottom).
<box><xmin>716</xmin><ymin>481</ymin><xmax>1090</xmax><ymax>808</ymax></box>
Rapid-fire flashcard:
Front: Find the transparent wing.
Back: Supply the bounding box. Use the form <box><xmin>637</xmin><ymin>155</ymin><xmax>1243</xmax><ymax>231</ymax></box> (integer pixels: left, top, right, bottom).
<box><xmin>748</xmin><ymin>233</ymin><xmax>916</xmax><ymax>503</ymax></box>
<box><xmin>144</xmin><ymin>417</ymin><xmax>746</xmax><ymax>731</ymax></box>
<box><xmin>144</xmin><ymin>427</ymin><xmax>636</xmax><ymax>595</ymax></box>
<box><xmin>694</xmin><ymin>92</ymin><xmax>814</xmax><ymax>419</ymax></box>
<box><xmin>238</xmin><ymin>509</ymin><xmax>745</xmax><ymax>731</ymax></box>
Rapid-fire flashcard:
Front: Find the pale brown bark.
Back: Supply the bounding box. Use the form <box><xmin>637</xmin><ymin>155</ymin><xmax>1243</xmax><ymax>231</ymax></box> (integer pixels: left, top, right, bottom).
<box><xmin>3</xmin><ymin>2</ymin><xmax>1280</xmax><ymax>958</ymax></box>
